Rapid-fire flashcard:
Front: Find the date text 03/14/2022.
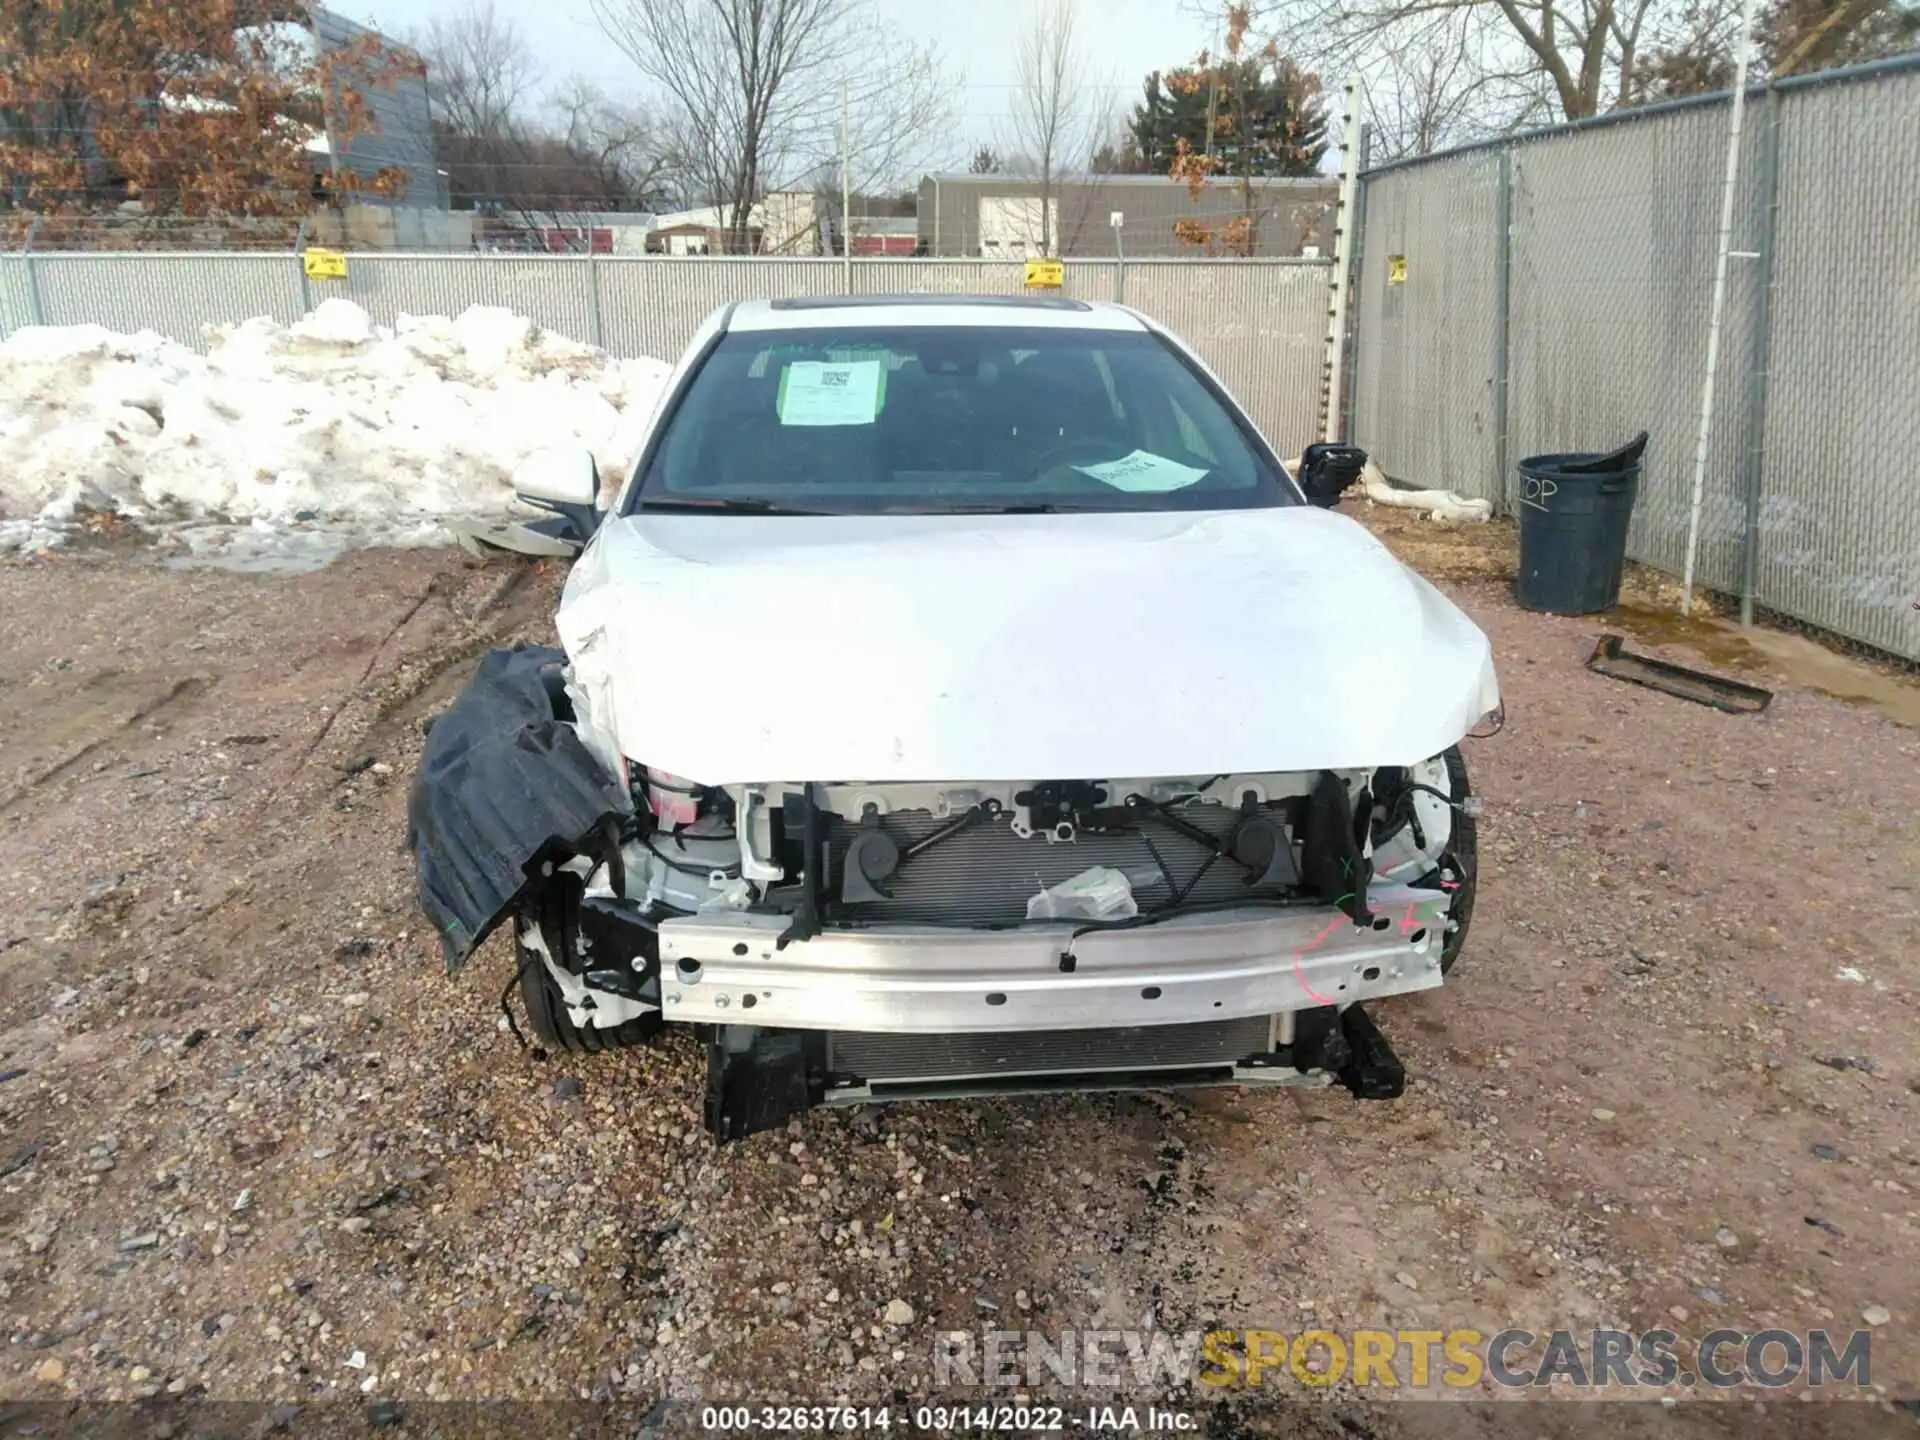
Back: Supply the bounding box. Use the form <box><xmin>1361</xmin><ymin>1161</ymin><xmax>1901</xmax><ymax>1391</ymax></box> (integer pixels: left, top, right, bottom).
<box><xmin>698</xmin><ymin>1405</ymin><xmax>1194</xmax><ymax>1432</ymax></box>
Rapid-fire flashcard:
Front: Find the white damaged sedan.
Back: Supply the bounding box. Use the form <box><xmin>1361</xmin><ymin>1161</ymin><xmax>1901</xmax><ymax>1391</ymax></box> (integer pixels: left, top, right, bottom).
<box><xmin>409</xmin><ymin>295</ymin><xmax>1500</xmax><ymax>1139</ymax></box>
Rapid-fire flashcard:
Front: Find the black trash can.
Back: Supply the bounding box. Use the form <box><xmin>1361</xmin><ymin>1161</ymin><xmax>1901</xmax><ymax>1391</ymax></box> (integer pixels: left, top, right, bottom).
<box><xmin>1514</xmin><ymin>432</ymin><xmax>1646</xmax><ymax>615</ymax></box>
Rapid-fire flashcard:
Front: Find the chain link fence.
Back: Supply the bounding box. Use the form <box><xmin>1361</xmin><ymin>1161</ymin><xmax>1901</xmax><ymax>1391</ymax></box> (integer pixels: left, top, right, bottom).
<box><xmin>0</xmin><ymin>253</ymin><xmax>1333</xmax><ymax>468</ymax></box>
<box><xmin>1350</xmin><ymin>150</ymin><xmax>1504</xmax><ymax>508</ymax></box>
<box><xmin>1758</xmin><ymin>67</ymin><xmax>1920</xmax><ymax>653</ymax></box>
<box><xmin>1351</xmin><ymin>54</ymin><xmax>1920</xmax><ymax>661</ymax></box>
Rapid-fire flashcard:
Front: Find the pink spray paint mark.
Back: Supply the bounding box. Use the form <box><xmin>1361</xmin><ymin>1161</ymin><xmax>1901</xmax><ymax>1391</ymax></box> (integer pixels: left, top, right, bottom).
<box><xmin>1292</xmin><ymin>916</ymin><xmax>1345</xmax><ymax>1006</ymax></box>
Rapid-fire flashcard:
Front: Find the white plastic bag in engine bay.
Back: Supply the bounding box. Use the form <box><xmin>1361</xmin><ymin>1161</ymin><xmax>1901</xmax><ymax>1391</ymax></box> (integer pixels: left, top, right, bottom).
<box><xmin>1025</xmin><ymin>865</ymin><xmax>1141</xmax><ymax>921</ymax></box>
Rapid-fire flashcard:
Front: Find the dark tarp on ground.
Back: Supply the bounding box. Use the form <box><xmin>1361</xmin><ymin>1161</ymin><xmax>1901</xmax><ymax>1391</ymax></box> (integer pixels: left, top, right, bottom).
<box><xmin>407</xmin><ymin>644</ymin><xmax>631</xmax><ymax>968</ymax></box>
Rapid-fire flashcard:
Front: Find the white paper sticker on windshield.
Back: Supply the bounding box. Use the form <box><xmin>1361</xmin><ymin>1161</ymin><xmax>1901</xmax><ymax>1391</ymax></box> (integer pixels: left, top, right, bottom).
<box><xmin>778</xmin><ymin>360</ymin><xmax>883</xmax><ymax>426</ymax></box>
<box><xmin>1074</xmin><ymin>449</ymin><xmax>1210</xmax><ymax>492</ymax></box>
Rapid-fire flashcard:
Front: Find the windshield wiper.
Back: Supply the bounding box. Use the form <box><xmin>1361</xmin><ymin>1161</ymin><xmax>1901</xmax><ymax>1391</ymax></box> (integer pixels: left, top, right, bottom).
<box><xmin>882</xmin><ymin>502</ymin><xmax>1117</xmax><ymax>515</ymax></box>
<box><xmin>638</xmin><ymin>497</ymin><xmax>838</xmax><ymax>516</ymax></box>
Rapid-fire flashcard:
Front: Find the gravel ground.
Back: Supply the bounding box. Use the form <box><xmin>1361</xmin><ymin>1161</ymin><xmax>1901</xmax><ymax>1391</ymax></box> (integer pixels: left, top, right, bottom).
<box><xmin>0</xmin><ymin>510</ymin><xmax>1915</xmax><ymax>1434</ymax></box>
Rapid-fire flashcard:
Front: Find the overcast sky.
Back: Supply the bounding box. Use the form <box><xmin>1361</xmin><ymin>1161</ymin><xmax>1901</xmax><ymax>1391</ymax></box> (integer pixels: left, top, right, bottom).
<box><xmin>348</xmin><ymin>0</ymin><xmax>1221</xmax><ymax>164</ymax></box>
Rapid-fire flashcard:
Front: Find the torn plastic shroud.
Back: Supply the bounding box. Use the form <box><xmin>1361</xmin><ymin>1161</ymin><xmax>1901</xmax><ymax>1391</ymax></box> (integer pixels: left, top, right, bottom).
<box><xmin>408</xmin><ymin>644</ymin><xmax>632</xmax><ymax>968</ymax></box>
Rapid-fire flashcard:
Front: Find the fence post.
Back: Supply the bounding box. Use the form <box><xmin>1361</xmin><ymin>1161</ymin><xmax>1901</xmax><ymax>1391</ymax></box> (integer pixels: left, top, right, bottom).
<box><xmin>1492</xmin><ymin>147</ymin><xmax>1514</xmax><ymax>509</ymax></box>
<box><xmin>1321</xmin><ymin>76</ymin><xmax>1362</xmax><ymax>442</ymax></box>
<box><xmin>587</xmin><ymin>244</ymin><xmax>604</xmax><ymax>348</ymax></box>
<box><xmin>23</xmin><ymin>216</ymin><xmax>44</xmax><ymax>326</ymax></box>
<box><xmin>1681</xmin><ymin>0</ymin><xmax>1763</xmax><ymax>616</ymax></box>
<box><xmin>1342</xmin><ymin>123</ymin><xmax>1372</xmax><ymax>445</ymax></box>
<box><xmin>295</xmin><ymin>215</ymin><xmax>313</xmax><ymax>317</ymax></box>
<box><xmin>1737</xmin><ymin>87</ymin><xmax>1783</xmax><ymax>626</ymax></box>
<box><xmin>839</xmin><ymin>79</ymin><xmax>853</xmax><ymax>294</ymax></box>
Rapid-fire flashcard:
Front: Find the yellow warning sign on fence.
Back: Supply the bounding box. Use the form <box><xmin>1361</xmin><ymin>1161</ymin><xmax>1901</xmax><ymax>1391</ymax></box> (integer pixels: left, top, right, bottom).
<box><xmin>1024</xmin><ymin>258</ymin><xmax>1064</xmax><ymax>289</ymax></box>
<box><xmin>303</xmin><ymin>247</ymin><xmax>348</xmax><ymax>280</ymax></box>
<box><xmin>1387</xmin><ymin>254</ymin><xmax>1408</xmax><ymax>285</ymax></box>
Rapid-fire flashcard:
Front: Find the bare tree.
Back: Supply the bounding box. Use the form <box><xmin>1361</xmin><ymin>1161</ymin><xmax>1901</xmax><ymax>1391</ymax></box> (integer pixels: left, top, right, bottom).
<box><xmin>1765</xmin><ymin>0</ymin><xmax>1920</xmax><ymax>76</ymax></box>
<box><xmin>1001</xmin><ymin>0</ymin><xmax>1106</xmax><ymax>255</ymax></box>
<box><xmin>419</xmin><ymin>3</ymin><xmax>678</xmax><ymax>241</ymax></box>
<box><xmin>1623</xmin><ymin>0</ymin><xmax>1744</xmax><ymax>100</ymax></box>
<box><xmin>1630</xmin><ymin>0</ymin><xmax>1920</xmax><ymax>98</ymax></box>
<box><xmin>829</xmin><ymin>43</ymin><xmax>960</xmax><ymax>253</ymax></box>
<box><xmin>420</xmin><ymin>0</ymin><xmax>541</xmax><ymax>142</ymax></box>
<box><xmin>1359</xmin><ymin>9</ymin><xmax>1532</xmax><ymax>159</ymax></box>
<box><xmin>586</xmin><ymin>0</ymin><xmax>958</xmax><ymax>253</ymax></box>
<box><xmin>1060</xmin><ymin>90</ymin><xmax>1125</xmax><ymax>251</ymax></box>
<box><xmin>1222</xmin><ymin>0</ymin><xmax>1913</xmax><ymax>155</ymax></box>
<box><xmin>548</xmin><ymin>78</ymin><xmax>680</xmax><ymax>210</ymax></box>
<box><xmin>1252</xmin><ymin>0</ymin><xmax>1664</xmax><ymax>126</ymax></box>
<box><xmin>418</xmin><ymin>0</ymin><xmax>542</xmax><ymax>221</ymax></box>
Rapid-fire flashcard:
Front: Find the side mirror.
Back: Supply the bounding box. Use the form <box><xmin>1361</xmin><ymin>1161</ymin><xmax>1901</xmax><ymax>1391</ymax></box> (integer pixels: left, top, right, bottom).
<box><xmin>512</xmin><ymin>448</ymin><xmax>601</xmax><ymax>541</ymax></box>
<box><xmin>1295</xmin><ymin>442</ymin><xmax>1368</xmax><ymax>509</ymax></box>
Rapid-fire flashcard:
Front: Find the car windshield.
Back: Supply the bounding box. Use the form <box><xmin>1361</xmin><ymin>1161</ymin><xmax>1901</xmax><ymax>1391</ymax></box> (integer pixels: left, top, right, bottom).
<box><xmin>630</xmin><ymin>324</ymin><xmax>1293</xmax><ymax>515</ymax></box>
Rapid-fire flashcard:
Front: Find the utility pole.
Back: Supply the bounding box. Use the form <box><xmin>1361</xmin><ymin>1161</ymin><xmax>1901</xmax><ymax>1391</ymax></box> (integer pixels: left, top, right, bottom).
<box><xmin>1202</xmin><ymin>16</ymin><xmax>1222</xmax><ymax>158</ymax></box>
<box><xmin>1682</xmin><ymin>0</ymin><xmax>1762</xmax><ymax>615</ymax></box>
<box><xmin>1203</xmin><ymin>58</ymin><xmax>1220</xmax><ymax>155</ymax></box>
<box><xmin>840</xmin><ymin>79</ymin><xmax>853</xmax><ymax>292</ymax></box>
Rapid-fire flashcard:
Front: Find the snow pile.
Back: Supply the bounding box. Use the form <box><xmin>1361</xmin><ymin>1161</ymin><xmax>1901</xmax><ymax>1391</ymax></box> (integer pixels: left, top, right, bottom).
<box><xmin>0</xmin><ymin>299</ymin><xmax>671</xmax><ymax>563</ymax></box>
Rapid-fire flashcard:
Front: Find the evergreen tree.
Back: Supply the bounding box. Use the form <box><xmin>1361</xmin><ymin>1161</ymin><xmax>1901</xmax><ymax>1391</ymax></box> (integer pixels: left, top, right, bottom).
<box><xmin>1129</xmin><ymin>52</ymin><xmax>1326</xmax><ymax>180</ymax></box>
<box><xmin>1149</xmin><ymin>12</ymin><xmax>1332</xmax><ymax>256</ymax></box>
<box><xmin>1125</xmin><ymin>72</ymin><xmax>1178</xmax><ymax>172</ymax></box>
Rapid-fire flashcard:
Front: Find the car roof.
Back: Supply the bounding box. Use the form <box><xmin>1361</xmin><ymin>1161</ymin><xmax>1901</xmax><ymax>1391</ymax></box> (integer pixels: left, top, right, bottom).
<box><xmin>726</xmin><ymin>295</ymin><xmax>1150</xmax><ymax>333</ymax></box>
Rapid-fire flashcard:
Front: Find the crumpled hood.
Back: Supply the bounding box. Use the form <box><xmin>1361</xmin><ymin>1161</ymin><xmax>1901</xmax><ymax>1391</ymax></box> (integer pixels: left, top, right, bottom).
<box><xmin>558</xmin><ymin>507</ymin><xmax>1499</xmax><ymax>782</ymax></box>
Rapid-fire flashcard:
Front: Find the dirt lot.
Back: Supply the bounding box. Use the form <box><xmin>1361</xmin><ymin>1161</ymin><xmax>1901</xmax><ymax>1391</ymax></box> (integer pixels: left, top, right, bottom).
<box><xmin>0</xmin><ymin>504</ymin><xmax>1915</xmax><ymax>1435</ymax></box>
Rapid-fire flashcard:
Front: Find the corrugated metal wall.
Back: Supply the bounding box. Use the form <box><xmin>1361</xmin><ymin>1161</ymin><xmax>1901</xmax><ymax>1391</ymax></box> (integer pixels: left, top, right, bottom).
<box><xmin>0</xmin><ymin>254</ymin><xmax>1327</xmax><ymax>464</ymax></box>
<box><xmin>1352</xmin><ymin>58</ymin><xmax>1920</xmax><ymax>660</ymax></box>
<box><xmin>312</xmin><ymin>8</ymin><xmax>445</xmax><ymax>210</ymax></box>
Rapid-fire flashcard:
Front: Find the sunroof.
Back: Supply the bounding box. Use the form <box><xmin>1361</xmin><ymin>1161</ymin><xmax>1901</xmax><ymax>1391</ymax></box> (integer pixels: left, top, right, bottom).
<box><xmin>768</xmin><ymin>295</ymin><xmax>1093</xmax><ymax>312</ymax></box>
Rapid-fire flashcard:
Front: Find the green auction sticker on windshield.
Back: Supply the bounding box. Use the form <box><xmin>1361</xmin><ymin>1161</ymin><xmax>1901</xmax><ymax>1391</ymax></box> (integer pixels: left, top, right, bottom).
<box><xmin>1075</xmin><ymin>449</ymin><xmax>1209</xmax><ymax>492</ymax></box>
<box><xmin>777</xmin><ymin>360</ymin><xmax>885</xmax><ymax>426</ymax></box>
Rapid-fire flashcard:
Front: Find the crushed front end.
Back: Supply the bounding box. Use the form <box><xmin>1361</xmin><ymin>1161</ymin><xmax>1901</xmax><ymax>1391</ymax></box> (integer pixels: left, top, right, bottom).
<box><xmin>408</xmin><ymin>648</ymin><xmax>1479</xmax><ymax>1141</ymax></box>
<box><xmin>559</xmin><ymin>764</ymin><xmax>1472</xmax><ymax>1139</ymax></box>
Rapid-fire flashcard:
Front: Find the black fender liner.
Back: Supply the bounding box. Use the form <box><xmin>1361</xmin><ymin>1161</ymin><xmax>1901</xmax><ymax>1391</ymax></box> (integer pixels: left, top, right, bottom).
<box><xmin>407</xmin><ymin>644</ymin><xmax>632</xmax><ymax>969</ymax></box>
<box><xmin>1301</xmin><ymin>770</ymin><xmax>1374</xmax><ymax>925</ymax></box>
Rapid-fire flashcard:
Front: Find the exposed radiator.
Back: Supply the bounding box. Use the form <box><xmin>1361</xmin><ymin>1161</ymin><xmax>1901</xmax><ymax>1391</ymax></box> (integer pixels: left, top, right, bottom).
<box><xmin>827</xmin><ymin>1017</ymin><xmax>1274</xmax><ymax>1083</ymax></box>
<box><xmin>825</xmin><ymin>805</ymin><xmax>1284</xmax><ymax>925</ymax></box>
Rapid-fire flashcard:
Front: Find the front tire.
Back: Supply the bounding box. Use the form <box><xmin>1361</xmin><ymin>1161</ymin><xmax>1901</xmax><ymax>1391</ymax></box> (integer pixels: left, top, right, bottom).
<box><xmin>516</xmin><ymin>880</ymin><xmax>660</xmax><ymax>1053</ymax></box>
<box><xmin>1438</xmin><ymin>746</ymin><xmax>1477</xmax><ymax>976</ymax></box>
